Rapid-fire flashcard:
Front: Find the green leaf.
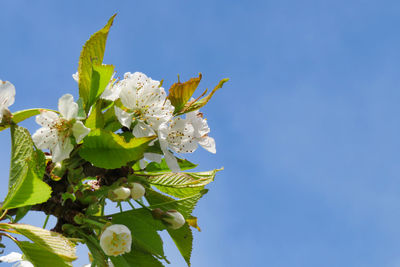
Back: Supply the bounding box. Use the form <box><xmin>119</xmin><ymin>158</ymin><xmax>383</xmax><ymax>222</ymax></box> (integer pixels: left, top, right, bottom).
<box><xmin>2</xmin><ymin>125</ymin><xmax>51</xmax><ymax>209</ymax></box>
<box><xmin>146</xmin><ymin>191</ymin><xmax>202</xmax><ymax>266</ymax></box>
<box><xmin>140</xmin><ymin>158</ymin><xmax>197</xmax><ymax>174</ymax></box>
<box><xmin>180</xmin><ymin>78</ymin><xmax>229</xmax><ymax>114</ymax></box>
<box><xmin>81</xmin><ymin>233</ymin><xmax>108</xmax><ymax>267</ymax></box>
<box><xmin>118</xmin><ymin>249</ymin><xmax>165</xmax><ymax>267</ymax></box>
<box><xmin>102</xmin><ymin>103</ymin><xmax>122</xmax><ymax>132</ymax></box>
<box><xmin>109</xmin><ymin>255</ymin><xmax>131</xmax><ymax>267</ymax></box>
<box><xmin>167</xmin><ymin>74</ymin><xmax>202</xmax><ymax>114</ymax></box>
<box><xmin>85</xmin><ymin>101</ymin><xmax>105</xmax><ymax>129</ymax></box>
<box><xmin>77</xmin><ymin>231</ymin><xmax>108</xmax><ymax>267</ymax></box>
<box><xmin>78</xmin><ymin>14</ymin><xmax>116</xmax><ymax>110</ymax></box>
<box><xmin>77</xmin><ymin>98</ymin><xmax>86</xmax><ymax>119</ymax></box>
<box><xmin>88</xmin><ymin>64</ymin><xmax>114</xmax><ymax>108</ymax></box>
<box><xmin>0</xmin><ymin>108</ymin><xmax>57</xmax><ymax>132</ymax></box>
<box><xmin>146</xmin><ymin>189</ymin><xmax>207</xmax><ymax>218</ymax></box>
<box><xmin>112</xmin><ymin>208</ymin><xmax>165</xmax><ymax>257</ymax></box>
<box><xmin>79</xmin><ymin>129</ymin><xmax>156</xmax><ymax>169</ymax></box>
<box><xmin>17</xmin><ymin>241</ymin><xmax>72</xmax><ymax>267</ymax></box>
<box><xmin>167</xmin><ymin>224</ymin><xmax>193</xmax><ymax>266</ymax></box>
<box><xmin>2</xmin><ymin>223</ymin><xmax>77</xmax><ymax>261</ymax></box>
<box><xmin>146</xmin><ymin>169</ymin><xmax>221</xmax><ymax>198</ymax></box>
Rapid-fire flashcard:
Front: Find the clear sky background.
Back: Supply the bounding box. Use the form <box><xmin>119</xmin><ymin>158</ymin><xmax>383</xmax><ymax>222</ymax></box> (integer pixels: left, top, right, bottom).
<box><xmin>1</xmin><ymin>1</ymin><xmax>400</xmax><ymax>266</ymax></box>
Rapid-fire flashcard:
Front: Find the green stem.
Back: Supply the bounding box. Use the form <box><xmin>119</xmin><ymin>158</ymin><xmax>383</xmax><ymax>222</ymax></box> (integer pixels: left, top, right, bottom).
<box><xmin>127</xmin><ymin>200</ymin><xmax>135</xmax><ymax>210</ymax></box>
<box><xmin>100</xmin><ymin>198</ymin><xmax>105</xmax><ymax>217</ymax></box>
<box><xmin>118</xmin><ymin>202</ymin><xmax>123</xmax><ymax>213</ymax></box>
<box><xmin>82</xmin><ymin>218</ymin><xmax>105</xmax><ymax>229</ymax></box>
<box><xmin>43</xmin><ymin>215</ymin><xmax>50</xmax><ymax>229</ymax></box>
<box><xmin>134</xmin><ymin>200</ymin><xmax>152</xmax><ymax>211</ymax></box>
<box><xmin>0</xmin><ymin>209</ymin><xmax>8</xmax><ymax>221</ymax></box>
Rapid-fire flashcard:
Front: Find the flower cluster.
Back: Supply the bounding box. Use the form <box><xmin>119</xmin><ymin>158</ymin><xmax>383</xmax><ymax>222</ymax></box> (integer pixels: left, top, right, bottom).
<box><xmin>65</xmin><ymin>71</ymin><xmax>217</xmax><ymax>171</ymax></box>
<box><xmin>112</xmin><ymin>72</ymin><xmax>216</xmax><ymax>171</ymax></box>
<box><xmin>0</xmin><ymin>15</ymin><xmax>225</xmax><ymax>267</ymax></box>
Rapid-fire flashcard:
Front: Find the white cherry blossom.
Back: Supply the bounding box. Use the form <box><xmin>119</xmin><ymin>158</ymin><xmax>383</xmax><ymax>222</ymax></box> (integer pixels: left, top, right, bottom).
<box><xmin>185</xmin><ymin>110</ymin><xmax>216</xmax><ymax>153</ymax></box>
<box><xmin>108</xmin><ymin>186</ymin><xmax>131</xmax><ymax>202</ymax></box>
<box><xmin>0</xmin><ymin>252</ymin><xmax>33</xmax><ymax>267</ymax></box>
<box><xmin>158</xmin><ymin>110</ymin><xmax>216</xmax><ymax>171</ymax></box>
<box><xmin>115</xmin><ymin>72</ymin><xmax>174</xmax><ymax>136</ymax></box>
<box><xmin>163</xmin><ymin>210</ymin><xmax>186</xmax><ymax>230</ymax></box>
<box><xmin>129</xmin><ymin>182</ymin><xmax>146</xmax><ymax>200</ymax></box>
<box><xmin>100</xmin><ymin>224</ymin><xmax>132</xmax><ymax>256</ymax></box>
<box><xmin>0</xmin><ymin>80</ymin><xmax>16</xmax><ymax>122</ymax></box>
<box><xmin>32</xmin><ymin>94</ymin><xmax>90</xmax><ymax>162</ymax></box>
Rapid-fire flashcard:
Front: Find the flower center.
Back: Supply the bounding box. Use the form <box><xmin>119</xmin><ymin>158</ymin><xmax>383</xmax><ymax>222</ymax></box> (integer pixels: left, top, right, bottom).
<box><xmin>54</xmin><ymin>118</ymin><xmax>74</xmax><ymax>141</ymax></box>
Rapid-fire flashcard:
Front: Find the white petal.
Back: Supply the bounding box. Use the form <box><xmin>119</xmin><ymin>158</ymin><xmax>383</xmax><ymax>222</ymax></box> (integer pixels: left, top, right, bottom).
<box><xmin>58</xmin><ymin>94</ymin><xmax>78</xmax><ymax>120</ymax></box>
<box><xmin>132</xmin><ymin>121</ymin><xmax>155</xmax><ymax>138</ymax></box>
<box><xmin>32</xmin><ymin>127</ymin><xmax>58</xmax><ymax>150</ymax></box>
<box><xmin>163</xmin><ymin>149</ymin><xmax>180</xmax><ymax>172</ymax></box>
<box><xmin>16</xmin><ymin>260</ymin><xmax>34</xmax><ymax>267</ymax></box>
<box><xmin>198</xmin><ymin>136</ymin><xmax>216</xmax><ymax>153</ymax></box>
<box><xmin>163</xmin><ymin>210</ymin><xmax>186</xmax><ymax>230</ymax></box>
<box><xmin>130</xmin><ymin>183</ymin><xmax>145</xmax><ymax>200</ymax></box>
<box><xmin>52</xmin><ymin>139</ymin><xmax>74</xmax><ymax>162</ymax></box>
<box><xmin>114</xmin><ymin>107</ymin><xmax>133</xmax><ymax>128</ymax></box>
<box><xmin>0</xmin><ymin>252</ymin><xmax>22</xmax><ymax>263</ymax></box>
<box><xmin>119</xmin><ymin>85</ymin><xmax>137</xmax><ymax>110</ymax></box>
<box><xmin>72</xmin><ymin>121</ymin><xmax>90</xmax><ymax>143</ymax></box>
<box><xmin>139</xmin><ymin>159</ymin><xmax>147</xmax><ymax>169</ymax></box>
<box><xmin>144</xmin><ymin>152</ymin><xmax>162</xmax><ymax>163</ymax></box>
<box><xmin>157</xmin><ymin>123</ymin><xmax>169</xmax><ymax>151</ymax></box>
<box><xmin>0</xmin><ymin>80</ymin><xmax>16</xmax><ymax>109</ymax></box>
<box><xmin>100</xmin><ymin>73</ymin><xmax>120</xmax><ymax>101</ymax></box>
<box><xmin>72</xmin><ymin>72</ymin><xmax>79</xmax><ymax>83</ymax></box>
<box><xmin>35</xmin><ymin>111</ymin><xmax>59</xmax><ymax>127</ymax></box>
<box><xmin>110</xmin><ymin>187</ymin><xmax>131</xmax><ymax>201</ymax></box>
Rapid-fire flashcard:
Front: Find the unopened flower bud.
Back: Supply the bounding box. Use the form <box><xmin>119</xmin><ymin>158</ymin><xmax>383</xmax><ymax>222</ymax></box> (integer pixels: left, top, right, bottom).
<box><xmin>108</xmin><ymin>186</ymin><xmax>131</xmax><ymax>202</ymax></box>
<box><xmin>50</xmin><ymin>162</ymin><xmax>66</xmax><ymax>181</ymax></box>
<box><xmin>163</xmin><ymin>210</ymin><xmax>186</xmax><ymax>230</ymax></box>
<box><xmin>100</xmin><ymin>224</ymin><xmax>132</xmax><ymax>256</ymax></box>
<box><xmin>129</xmin><ymin>183</ymin><xmax>145</xmax><ymax>200</ymax></box>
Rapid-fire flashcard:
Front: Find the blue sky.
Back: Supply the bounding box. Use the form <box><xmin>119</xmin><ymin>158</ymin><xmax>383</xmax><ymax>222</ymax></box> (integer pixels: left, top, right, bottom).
<box><xmin>1</xmin><ymin>0</ymin><xmax>400</xmax><ymax>266</ymax></box>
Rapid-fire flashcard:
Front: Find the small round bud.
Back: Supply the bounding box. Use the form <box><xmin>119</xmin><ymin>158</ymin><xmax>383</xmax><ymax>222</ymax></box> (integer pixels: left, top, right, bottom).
<box><xmin>108</xmin><ymin>186</ymin><xmax>131</xmax><ymax>202</ymax></box>
<box><xmin>73</xmin><ymin>213</ymin><xmax>85</xmax><ymax>225</ymax></box>
<box><xmin>50</xmin><ymin>162</ymin><xmax>66</xmax><ymax>181</ymax></box>
<box><xmin>129</xmin><ymin>183</ymin><xmax>145</xmax><ymax>200</ymax></box>
<box><xmin>163</xmin><ymin>210</ymin><xmax>186</xmax><ymax>230</ymax></box>
<box><xmin>100</xmin><ymin>224</ymin><xmax>132</xmax><ymax>256</ymax></box>
<box><xmin>86</xmin><ymin>203</ymin><xmax>101</xmax><ymax>216</ymax></box>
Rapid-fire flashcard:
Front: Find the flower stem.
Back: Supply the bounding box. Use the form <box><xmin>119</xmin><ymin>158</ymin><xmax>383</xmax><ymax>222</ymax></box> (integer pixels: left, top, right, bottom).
<box><xmin>117</xmin><ymin>202</ymin><xmax>123</xmax><ymax>213</ymax></box>
<box><xmin>127</xmin><ymin>200</ymin><xmax>135</xmax><ymax>210</ymax></box>
<box><xmin>81</xmin><ymin>218</ymin><xmax>105</xmax><ymax>229</ymax></box>
<box><xmin>134</xmin><ymin>200</ymin><xmax>152</xmax><ymax>211</ymax></box>
<box><xmin>43</xmin><ymin>215</ymin><xmax>50</xmax><ymax>229</ymax></box>
<box><xmin>0</xmin><ymin>209</ymin><xmax>8</xmax><ymax>221</ymax></box>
